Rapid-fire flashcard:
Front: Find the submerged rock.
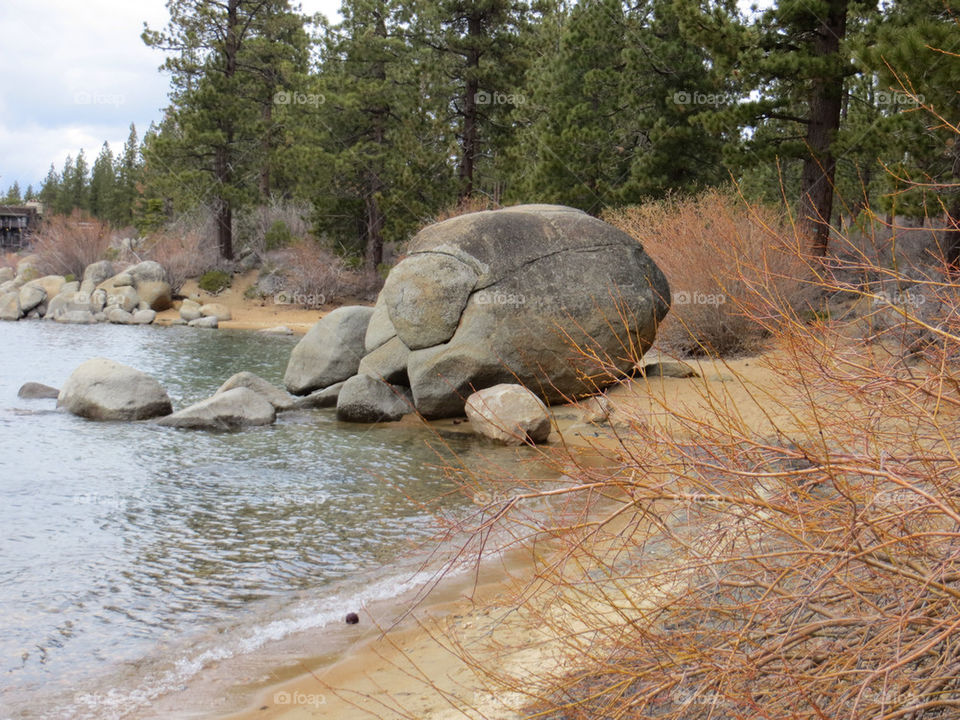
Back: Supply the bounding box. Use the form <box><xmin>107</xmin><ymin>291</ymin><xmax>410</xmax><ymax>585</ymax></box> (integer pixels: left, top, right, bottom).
<box><xmin>465</xmin><ymin>383</ymin><xmax>552</xmax><ymax>444</ymax></box>
<box><xmin>295</xmin><ymin>381</ymin><xmax>345</xmax><ymax>409</ymax></box>
<box><xmin>157</xmin><ymin>387</ymin><xmax>276</xmax><ymax>431</ymax></box>
<box><xmin>188</xmin><ymin>316</ymin><xmax>219</xmax><ymax>329</ymax></box>
<box><xmin>58</xmin><ymin>358</ymin><xmax>173</xmax><ymax>421</ymax></box>
<box><xmin>18</xmin><ymin>382</ymin><xmax>60</xmax><ymax>399</ymax></box>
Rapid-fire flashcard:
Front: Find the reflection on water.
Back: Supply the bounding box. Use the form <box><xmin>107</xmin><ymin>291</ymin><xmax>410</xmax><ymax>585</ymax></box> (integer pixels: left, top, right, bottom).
<box><xmin>0</xmin><ymin>322</ymin><xmax>549</xmax><ymax>718</ymax></box>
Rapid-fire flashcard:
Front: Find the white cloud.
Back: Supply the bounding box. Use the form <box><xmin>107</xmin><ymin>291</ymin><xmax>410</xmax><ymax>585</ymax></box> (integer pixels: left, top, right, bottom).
<box><xmin>0</xmin><ymin>0</ymin><xmax>340</xmax><ymax>192</ymax></box>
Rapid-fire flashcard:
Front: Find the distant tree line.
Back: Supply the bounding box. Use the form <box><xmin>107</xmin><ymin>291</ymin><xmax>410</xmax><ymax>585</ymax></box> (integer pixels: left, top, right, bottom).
<box><xmin>10</xmin><ymin>0</ymin><xmax>958</xmax><ymax>263</ymax></box>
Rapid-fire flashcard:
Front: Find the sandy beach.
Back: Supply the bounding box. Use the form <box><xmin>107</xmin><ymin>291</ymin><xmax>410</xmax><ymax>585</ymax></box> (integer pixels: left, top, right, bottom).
<box><xmin>124</xmin><ymin>300</ymin><xmax>790</xmax><ymax>720</ymax></box>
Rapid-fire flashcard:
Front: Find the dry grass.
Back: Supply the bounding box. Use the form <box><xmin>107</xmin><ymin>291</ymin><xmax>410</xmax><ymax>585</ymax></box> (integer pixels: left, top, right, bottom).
<box><xmin>604</xmin><ymin>190</ymin><xmax>814</xmax><ymax>356</ymax></box>
<box><xmin>30</xmin><ymin>210</ymin><xmax>112</xmax><ymax>280</ymax></box>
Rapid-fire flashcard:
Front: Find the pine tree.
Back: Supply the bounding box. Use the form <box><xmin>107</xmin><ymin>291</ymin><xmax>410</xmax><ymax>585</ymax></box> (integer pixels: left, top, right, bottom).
<box><xmin>113</xmin><ymin>124</ymin><xmax>142</xmax><ymax>227</ymax></box>
<box><xmin>143</xmin><ymin>0</ymin><xmax>310</xmax><ymax>259</ymax></box>
<box><xmin>4</xmin><ymin>181</ymin><xmax>21</xmax><ymax>204</ymax></box>
<box><xmin>39</xmin><ymin>165</ymin><xmax>60</xmax><ymax>210</ymax></box>
<box><xmin>89</xmin><ymin>143</ymin><xmax>117</xmax><ymax>221</ymax></box>
<box><xmin>679</xmin><ymin>0</ymin><xmax>874</xmax><ymax>254</ymax></box>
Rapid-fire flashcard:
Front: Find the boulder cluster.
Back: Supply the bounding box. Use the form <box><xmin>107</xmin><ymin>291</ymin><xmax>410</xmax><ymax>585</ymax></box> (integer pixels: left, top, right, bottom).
<box><xmin>282</xmin><ymin>204</ymin><xmax>670</xmax><ymax>429</ymax></box>
<box><xmin>0</xmin><ymin>257</ymin><xmax>232</xmax><ymax>327</ymax></box>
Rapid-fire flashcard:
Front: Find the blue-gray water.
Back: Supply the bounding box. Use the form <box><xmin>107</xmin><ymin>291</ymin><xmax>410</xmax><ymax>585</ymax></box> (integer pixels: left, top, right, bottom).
<box><xmin>0</xmin><ymin>321</ymin><xmax>540</xmax><ymax>719</ymax></box>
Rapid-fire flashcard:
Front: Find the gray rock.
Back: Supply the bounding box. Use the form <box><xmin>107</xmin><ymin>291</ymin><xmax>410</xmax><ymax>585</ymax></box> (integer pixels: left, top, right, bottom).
<box><xmin>215</xmin><ymin>371</ymin><xmax>297</xmax><ymax>411</ymax></box>
<box><xmin>18</xmin><ymin>285</ymin><xmax>46</xmax><ymax>314</ymax></box>
<box><xmin>364</xmin><ymin>293</ymin><xmax>396</xmax><ymax>352</ymax></box>
<box><xmin>381</xmin><ymin>253</ymin><xmax>477</xmax><ymax>350</ymax></box>
<box><xmin>580</xmin><ymin>395</ymin><xmax>613</xmax><ymax>424</ymax></box>
<box><xmin>335</xmin><ymin>374</ymin><xmax>413</xmax><ymax>423</ymax></box>
<box><xmin>179</xmin><ymin>299</ymin><xmax>202</xmax><ymax>321</ymax></box>
<box><xmin>284</xmin><ymin>306</ymin><xmax>374</xmax><ymax>395</ymax></box>
<box><xmin>105</xmin><ymin>286</ymin><xmax>139</xmax><ymax>313</ymax></box>
<box><xmin>80</xmin><ymin>261</ymin><xmax>115</xmax><ymax>294</ymax></box>
<box><xmin>58</xmin><ymin>358</ymin><xmax>173</xmax><ymax>421</ymax></box>
<box><xmin>89</xmin><ymin>288</ymin><xmax>108</xmax><ymax>312</ymax></box>
<box><xmin>60</xmin><ymin>281</ymin><xmax>80</xmax><ymax>295</ymax></box>
<box><xmin>127</xmin><ymin>261</ymin><xmax>167</xmax><ymax>285</ymax></box>
<box><xmin>56</xmin><ymin>310</ymin><xmax>97</xmax><ymax>324</ymax></box>
<box><xmin>200</xmin><ymin>303</ymin><xmax>232</xmax><ymax>321</ymax></box>
<box><xmin>156</xmin><ymin>387</ymin><xmax>276</xmax><ymax>431</ymax></box>
<box><xmin>132</xmin><ymin>309</ymin><xmax>157</xmax><ymax>325</ymax></box>
<box><xmin>259</xmin><ymin>325</ymin><xmax>293</xmax><ymax>335</ymax></box>
<box><xmin>93</xmin><ymin>312</ymin><xmax>107</xmax><ymax>323</ymax></box>
<box><xmin>295</xmin><ymin>381</ymin><xmax>345</xmax><ymax>409</ymax></box>
<box><xmin>136</xmin><ymin>281</ymin><xmax>172</xmax><ymax>311</ymax></box>
<box><xmin>395</xmin><ymin>205</ymin><xmax>670</xmax><ymax>418</ymax></box>
<box><xmin>0</xmin><ymin>267</ymin><xmax>13</xmax><ymax>283</ymax></box>
<box><xmin>0</xmin><ymin>279</ymin><xmax>21</xmax><ymax>294</ymax></box>
<box><xmin>357</xmin><ymin>335</ymin><xmax>410</xmax><ymax>385</ymax></box>
<box><xmin>105</xmin><ymin>307</ymin><xmax>135</xmax><ymax>325</ymax></box>
<box><xmin>25</xmin><ymin>275</ymin><xmax>65</xmax><ymax>300</ymax></box>
<box><xmin>111</xmin><ymin>272</ymin><xmax>134</xmax><ymax>287</ymax></box>
<box><xmin>0</xmin><ymin>292</ymin><xmax>22</xmax><ymax>321</ymax></box>
<box><xmin>188</xmin><ymin>316</ymin><xmax>219</xmax><ymax>329</ymax></box>
<box><xmin>465</xmin><ymin>384</ymin><xmax>552</xmax><ymax>444</ymax></box>
<box><xmin>18</xmin><ymin>382</ymin><xmax>60</xmax><ymax>399</ymax></box>
<box><xmin>168</xmin><ymin>318</ymin><xmax>187</xmax><ymax>326</ymax></box>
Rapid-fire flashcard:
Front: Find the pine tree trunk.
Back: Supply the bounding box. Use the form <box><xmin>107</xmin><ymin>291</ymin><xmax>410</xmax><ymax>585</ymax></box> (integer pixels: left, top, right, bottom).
<box><xmin>798</xmin><ymin>0</ymin><xmax>847</xmax><ymax>257</ymax></box>
<box><xmin>458</xmin><ymin>12</ymin><xmax>482</xmax><ymax>201</ymax></box>
<box><xmin>260</xmin><ymin>101</ymin><xmax>272</xmax><ymax>200</ymax></box>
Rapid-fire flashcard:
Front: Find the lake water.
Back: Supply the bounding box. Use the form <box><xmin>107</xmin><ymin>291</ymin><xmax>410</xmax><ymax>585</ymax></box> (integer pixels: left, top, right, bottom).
<box><xmin>0</xmin><ymin>321</ymin><xmax>543</xmax><ymax>719</ymax></box>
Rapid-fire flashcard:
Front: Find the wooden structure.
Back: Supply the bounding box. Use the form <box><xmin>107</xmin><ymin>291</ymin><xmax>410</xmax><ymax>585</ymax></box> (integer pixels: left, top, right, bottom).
<box><xmin>0</xmin><ymin>204</ymin><xmax>42</xmax><ymax>249</ymax></box>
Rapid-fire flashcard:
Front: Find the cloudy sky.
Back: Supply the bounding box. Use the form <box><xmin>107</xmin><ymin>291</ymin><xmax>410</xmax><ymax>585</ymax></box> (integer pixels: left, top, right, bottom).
<box><xmin>0</xmin><ymin>0</ymin><xmax>341</xmax><ymax>194</ymax></box>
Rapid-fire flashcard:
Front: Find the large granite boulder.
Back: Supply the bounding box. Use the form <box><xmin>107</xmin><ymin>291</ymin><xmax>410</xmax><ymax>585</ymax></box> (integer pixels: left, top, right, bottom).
<box><xmin>215</xmin><ymin>371</ymin><xmax>297</xmax><ymax>411</ymax></box>
<box><xmin>179</xmin><ymin>299</ymin><xmax>202</xmax><ymax>321</ymax></box>
<box><xmin>137</xmin><ymin>281</ymin><xmax>173</xmax><ymax>311</ymax></box>
<box><xmin>157</xmin><ymin>387</ymin><xmax>276</xmax><ymax>431</ymax></box>
<box><xmin>58</xmin><ymin>358</ymin><xmax>173</xmax><ymax>420</ymax></box>
<box><xmin>284</xmin><ymin>306</ymin><xmax>374</xmax><ymax>395</ymax></box>
<box><xmin>80</xmin><ymin>261</ymin><xmax>115</xmax><ymax>294</ymax></box>
<box><xmin>465</xmin><ymin>383</ymin><xmax>552</xmax><ymax>444</ymax></box>
<box><xmin>18</xmin><ymin>284</ymin><xmax>46</xmax><ymax>314</ymax></box>
<box><xmin>335</xmin><ymin>374</ymin><xmax>413</xmax><ymax>423</ymax></box>
<box><xmin>0</xmin><ymin>292</ymin><xmax>21</xmax><ymax>321</ymax></box>
<box><xmin>342</xmin><ymin>205</ymin><xmax>670</xmax><ymax>419</ymax></box>
<box><xmin>25</xmin><ymin>275</ymin><xmax>65</xmax><ymax>301</ymax></box>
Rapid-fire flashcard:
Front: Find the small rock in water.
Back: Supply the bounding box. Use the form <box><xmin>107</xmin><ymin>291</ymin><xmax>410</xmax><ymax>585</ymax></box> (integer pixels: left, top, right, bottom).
<box><xmin>345</xmin><ymin>612</ymin><xmax>359</xmax><ymax>625</ymax></box>
<box><xmin>260</xmin><ymin>325</ymin><xmax>293</xmax><ymax>335</ymax></box>
<box><xmin>18</xmin><ymin>382</ymin><xmax>60</xmax><ymax>399</ymax></box>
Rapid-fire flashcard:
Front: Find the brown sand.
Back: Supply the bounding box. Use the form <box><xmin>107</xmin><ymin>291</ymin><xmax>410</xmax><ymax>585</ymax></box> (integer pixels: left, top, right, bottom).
<box><xmin>154</xmin><ymin>271</ymin><xmax>373</xmax><ymax>333</ymax></box>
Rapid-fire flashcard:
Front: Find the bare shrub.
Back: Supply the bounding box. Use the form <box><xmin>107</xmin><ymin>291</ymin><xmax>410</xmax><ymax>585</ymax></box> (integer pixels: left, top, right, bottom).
<box><xmin>604</xmin><ymin>189</ymin><xmax>814</xmax><ymax>356</ymax></box>
<box><xmin>423</xmin><ymin>203</ymin><xmax>960</xmax><ymax>720</ymax></box>
<box><xmin>426</xmin><ymin>196</ymin><xmax>501</xmax><ymax>228</ymax></box>
<box><xmin>140</xmin><ymin>230</ymin><xmax>216</xmax><ymax>293</ymax></box>
<box><xmin>30</xmin><ymin>210</ymin><xmax>112</xmax><ymax>279</ymax></box>
<box><xmin>236</xmin><ymin>196</ymin><xmax>312</xmax><ymax>256</ymax></box>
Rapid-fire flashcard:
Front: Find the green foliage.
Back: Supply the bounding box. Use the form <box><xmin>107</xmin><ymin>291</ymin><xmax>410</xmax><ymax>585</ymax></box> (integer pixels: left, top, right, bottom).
<box><xmin>198</xmin><ymin>269</ymin><xmax>232</xmax><ymax>294</ymax></box>
<box><xmin>264</xmin><ymin>220</ymin><xmax>293</xmax><ymax>250</ymax></box>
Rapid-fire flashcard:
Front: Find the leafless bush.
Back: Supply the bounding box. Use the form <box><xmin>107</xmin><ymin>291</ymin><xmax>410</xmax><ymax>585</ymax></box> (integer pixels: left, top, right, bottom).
<box><xmin>140</xmin><ymin>230</ymin><xmax>217</xmax><ymax>293</ymax></box>
<box><xmin>604</xmin><ymin>190</ymin><xmax>814</xmax><ymax>356</ymax></box>
<box><xmin>423</xmin><ymin>201</ymin><xmax>960</xmax><ymax>720</ymax></box>
<box><xmin>237</xmin><ymin>196</ymin><xmax>312</xmax><ymax>257</ymax></box>
<box><xmin>30</xmin><ymin>210</ymin><xmax>112</xmax><ymax>279</ymax></box>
